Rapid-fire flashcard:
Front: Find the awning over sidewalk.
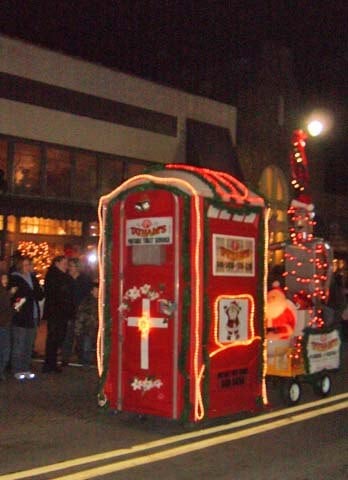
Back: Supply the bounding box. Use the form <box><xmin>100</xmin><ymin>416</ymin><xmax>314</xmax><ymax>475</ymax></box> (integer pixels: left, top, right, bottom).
<box><xmin>0</xmin><ymin>194</ymin><xmax>97</xmax><ymax>222</ymax></box>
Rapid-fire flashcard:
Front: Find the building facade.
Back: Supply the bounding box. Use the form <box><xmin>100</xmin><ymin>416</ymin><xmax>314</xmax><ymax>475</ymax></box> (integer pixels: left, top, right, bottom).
<box><xmin>0</xmin><ymin>35</ymin><xmax>239</xmax><ymax>272</ymax></box>
<box><xmin>1</xmin><ymin>35</ymin><xmax>346</xmax><ymax>280</ymax></box>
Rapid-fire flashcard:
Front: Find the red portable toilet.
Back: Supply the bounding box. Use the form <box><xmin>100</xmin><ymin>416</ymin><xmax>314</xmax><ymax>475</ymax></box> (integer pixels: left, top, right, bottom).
<box><xmin>97</xmin><ymin>164</ymin><xmax>269</xmax><ymax>422</ymax></box>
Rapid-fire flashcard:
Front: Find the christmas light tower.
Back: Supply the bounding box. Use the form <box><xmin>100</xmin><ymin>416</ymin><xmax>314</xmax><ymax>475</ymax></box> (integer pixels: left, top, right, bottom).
<box><xmin>285</xmin><ymin>129</ymin><xmax>333</xmax><ymax>328</ymax></box>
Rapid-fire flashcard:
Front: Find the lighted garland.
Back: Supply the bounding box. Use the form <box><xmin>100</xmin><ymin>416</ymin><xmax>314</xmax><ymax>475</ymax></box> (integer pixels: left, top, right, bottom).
<box><xmin>165</xmin><ymin>163</ymin><xmax>249</xmax><ymax>204</ymax></box>
<box><xmin>177</xmin><ymin>194</ymin><xmax>192</xmax><ymax>423</ymax></box>
<box><xmin>290</xmin><ymin>129</ymin><xmax>311</xmax><ymax>204</ymax></box>
<box><xmin>17</xmin><ymin>240</ymin><xmax>52</xmax><ymax>281</ymax></box>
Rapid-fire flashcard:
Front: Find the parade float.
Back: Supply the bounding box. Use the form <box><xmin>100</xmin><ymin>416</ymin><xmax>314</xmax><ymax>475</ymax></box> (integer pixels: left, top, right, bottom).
<box><xmin>266</xmin><ymin>130</ymin><xmax>342</xmax><ymax>404</ymax></box>
<box><xmin>96</xmin><ymin>164</ymin><xmax>270</xmax><ymax>422</ymax></box>
<box><xmin>96</xmin><ymin>132</ymin><xmax>341</xmax><ymax>420</ymax></box>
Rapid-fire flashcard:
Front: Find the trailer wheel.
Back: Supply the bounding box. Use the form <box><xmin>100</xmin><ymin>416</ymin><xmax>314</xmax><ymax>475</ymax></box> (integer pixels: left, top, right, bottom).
<box><xmin>281</xmin><ymin>379</ymin><xmax>302</xmax><ymax>406</ymax></box>
<box><xmin>313</xmin><ymin>374</ymin><xmax>331</xmax><ymax>397</ymax></box>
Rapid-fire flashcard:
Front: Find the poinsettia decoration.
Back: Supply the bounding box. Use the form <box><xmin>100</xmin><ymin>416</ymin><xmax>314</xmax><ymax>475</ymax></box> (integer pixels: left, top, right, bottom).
<box><xmin>119</xmin><ymin>283</ymin><xmax>165</xmax><ymax>314</ymax></box>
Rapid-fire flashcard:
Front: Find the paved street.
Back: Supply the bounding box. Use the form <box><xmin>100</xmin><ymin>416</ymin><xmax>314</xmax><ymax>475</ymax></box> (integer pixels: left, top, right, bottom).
<box><xmin>0</xmin><ymin>328</ymin><xmax>347</xmax><ymax>479</ymax></box>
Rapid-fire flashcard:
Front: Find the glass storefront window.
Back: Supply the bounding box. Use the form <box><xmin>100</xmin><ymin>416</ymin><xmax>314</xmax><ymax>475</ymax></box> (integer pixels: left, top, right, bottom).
<box><xmin>75</xmin><ymin>153</ymin><xmax>97</xmax><ymax>201</ymax></box>
<box><xmin>0</xmin><ymin>215</ymin><xmax>16</xmax><ymax>232</ymax></box>
<box><xmin>13</xmin><ymin>143</ymin><xmax>41</xmax><ymax>195</ymax></box>
<box><xmin>19</xmin><ymin>217</ymin><xmax>82</xmax><ymax>236</ymax></box>
<box><xmin>47</xmin><ymin>148</ymin><xmax>71</xmax><ymax>198</ymax></box>
<box><xmin>7</xmin><ymin>216</ymin><xmax>16</xmax><ymax>233</ymax></box>
<box><xmin>100</xmin><ymin>157</ymin><xmax>124</xmax><ymax>195</ymax></box>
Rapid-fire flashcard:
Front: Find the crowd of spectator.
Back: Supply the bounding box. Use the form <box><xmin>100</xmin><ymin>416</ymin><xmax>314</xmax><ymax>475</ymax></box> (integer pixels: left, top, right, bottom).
<box><xmin>0</xmin><ymin>253</ymin><xmax>98</xmax><ymax>381</ymax></box>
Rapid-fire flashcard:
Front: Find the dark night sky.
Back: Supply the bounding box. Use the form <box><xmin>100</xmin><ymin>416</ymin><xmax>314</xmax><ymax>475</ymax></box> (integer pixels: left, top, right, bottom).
<box><xmin>1</xmin><ymin>1</ymin><xmax>347</xmax><ymax>141</ymax></box>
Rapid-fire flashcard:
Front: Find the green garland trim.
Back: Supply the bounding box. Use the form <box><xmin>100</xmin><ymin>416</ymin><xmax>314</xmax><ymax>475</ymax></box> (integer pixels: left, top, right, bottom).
<box><xmin>98</xmin><ymin>202</ymin><xmax>115</xmax><ymax>399</ymax></box>
<box><xmin>177</xmin><ymin>195</ymin><xmax>192</xmax><ymax>423</ymax></box>
<box><xmin>201</xmin><ymin>200</ymin><xmax>211</xmax><ymax>418</ymax></box>
<box><xmin>256</xmin><ymin>207</ymin><xmax>266</xmax><ymax>383</ymax></box>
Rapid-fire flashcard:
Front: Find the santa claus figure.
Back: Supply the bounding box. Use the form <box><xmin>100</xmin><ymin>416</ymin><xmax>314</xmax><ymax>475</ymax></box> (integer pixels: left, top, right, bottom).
<box><xmin>266</xmin><ymin>282</ymin><xmax>297</xmax><ymax>340</ymax></box>
<box><xmin>224</xmin><ymin>301</ymin><xmax>241</xmax><ymax>341</ymax></box>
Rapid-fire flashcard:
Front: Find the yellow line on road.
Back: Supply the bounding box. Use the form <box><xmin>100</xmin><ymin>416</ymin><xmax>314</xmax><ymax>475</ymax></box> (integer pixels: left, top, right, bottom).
<box><xmin>51</xmin><ymin>400</ymin><xmax>348</xmax><ymax>480</ymax></box>
<box><xmin>1</xmin><ymin>393</ymin><xmax>347</xmax><ymax>480</ymax></box>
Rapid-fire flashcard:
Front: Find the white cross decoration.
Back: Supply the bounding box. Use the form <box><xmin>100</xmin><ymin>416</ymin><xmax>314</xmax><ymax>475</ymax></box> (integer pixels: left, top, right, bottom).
<box><xmin>126</xmin><ymin>298</ymin><xmax>168</xmax><ymax>370</ymax></box>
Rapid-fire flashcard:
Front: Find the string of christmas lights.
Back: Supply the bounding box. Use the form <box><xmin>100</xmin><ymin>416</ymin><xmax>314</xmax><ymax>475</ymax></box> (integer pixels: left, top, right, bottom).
<box><xmin>17</xmin><ymin>241</ymin><xmax>53</xmax><ymax>281</ymax></box>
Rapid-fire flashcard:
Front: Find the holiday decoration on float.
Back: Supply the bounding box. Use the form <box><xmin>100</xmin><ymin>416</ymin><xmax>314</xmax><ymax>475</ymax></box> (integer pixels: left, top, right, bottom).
<box><xmin>97</xmin><ymin>164</ymin><xmax>269</xmax><ymax>421</ymax></box>
<box><xmin>265</xmin><ymin>130</ymin><xmax>341</xmax><ymax>394</ymax></box>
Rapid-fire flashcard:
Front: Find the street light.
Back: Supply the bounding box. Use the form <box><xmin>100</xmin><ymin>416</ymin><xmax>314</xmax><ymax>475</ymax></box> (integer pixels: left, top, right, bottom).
<box><xmin>307</xmin><ymin>119</ymin><xmax>323</xmax><ymax>137</ymax></box>
<box><xmin>305</xmin><ymin>109</ymin><xmax>333</xmax><ymax>138</ymax></box>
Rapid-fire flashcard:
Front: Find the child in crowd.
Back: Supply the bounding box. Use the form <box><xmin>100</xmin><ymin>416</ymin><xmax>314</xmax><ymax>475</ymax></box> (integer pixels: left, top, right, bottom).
<box><xmin>0</xmin><ymin>272</ymin><xmax>16</xmax><ymax>380</ymax></box>
<box><xmin>75</xmin><ymin>282</ymin><xmax>98</xmax><ymax>366</ymax></box>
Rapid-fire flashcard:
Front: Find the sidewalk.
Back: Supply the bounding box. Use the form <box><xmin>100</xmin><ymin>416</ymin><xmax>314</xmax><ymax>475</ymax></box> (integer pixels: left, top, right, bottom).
<box><xmin>34</xmin><ymin>320</ymin><xmax>96</xmax><ymax>367</ymax></box>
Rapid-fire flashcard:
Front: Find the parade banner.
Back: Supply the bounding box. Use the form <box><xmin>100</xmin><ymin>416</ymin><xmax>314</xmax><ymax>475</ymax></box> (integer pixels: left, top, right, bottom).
<box><xmin>126</xmin><ymin>217</ymin><xmax>173</xmax><ymax>245</ymax></box>
<box><xmin>305</xmin><ymin>329</ymin><xmax>341</xmax><ymax>374</ymax></box>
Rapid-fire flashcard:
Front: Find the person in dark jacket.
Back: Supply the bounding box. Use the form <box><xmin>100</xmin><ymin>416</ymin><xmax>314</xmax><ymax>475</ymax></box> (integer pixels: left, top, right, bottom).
<box><xmin>42</xmin><ymin>255</ymin><xmax>74</xmax><ymax>373</ymax></box>
<box><xmin>9</xmin><ymin>256</ymin><xmax>44</xmax><ymax>380</ymax></box>
<box><xmin>75</xmin><ymin>282</ymin><xmax>98</xmax><ymax>366</ymax></box>
<box><xmin>61</xmin><ymin>257</ymin><xmax>92</xmax><ymax>366</ymax></box>
<box><xmin>0</xmin><ymin>272</ymin><xmax>16</xmax><ymax>380</ymax></box>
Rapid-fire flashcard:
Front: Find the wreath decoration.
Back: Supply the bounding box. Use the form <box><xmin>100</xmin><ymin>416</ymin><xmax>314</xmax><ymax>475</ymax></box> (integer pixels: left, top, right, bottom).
<box><xmin>119</xmin><ymin>283</ymin><xmax>162</xmax><ymax>312</ymax></box>
<box><xmin>119</xmin><ymin>283</ymin><xmax>176</xmax><ymax>317</ymax></box>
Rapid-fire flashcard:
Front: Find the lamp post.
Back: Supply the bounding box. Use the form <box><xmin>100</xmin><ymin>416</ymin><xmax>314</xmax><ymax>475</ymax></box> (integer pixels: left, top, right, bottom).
<box><xmin>307</xmin><ymin>119</ymin><xmax>324</xmax><ymax>137</ymax></box>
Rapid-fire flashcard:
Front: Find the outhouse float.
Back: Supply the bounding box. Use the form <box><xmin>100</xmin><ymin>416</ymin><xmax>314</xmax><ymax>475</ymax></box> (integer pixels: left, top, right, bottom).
<box><xmin>97</xmin><ymin>164</ymin><xmax>269</xmax><ymax>422</ymax></box>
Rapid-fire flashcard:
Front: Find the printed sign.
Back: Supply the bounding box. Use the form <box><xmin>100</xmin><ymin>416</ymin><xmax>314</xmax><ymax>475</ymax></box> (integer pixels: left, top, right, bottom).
<box><xmin>218</xmin><ymin>298</ymin><xmax>250</xmax><ymax>342</ymax></box>
<box><xmin>305</xmin><ymin>329</ymin><xmax>341</xmax><ymax>374</ymax></box>
<box><xmin>213</xmin><ymin>234</ymin><xmax>255</xmax><ymax>276</ymax></box>
<box><xmin>126</xmin><ymin>217</ymin><xmax>173</xmax><ymax>246</ymax></box>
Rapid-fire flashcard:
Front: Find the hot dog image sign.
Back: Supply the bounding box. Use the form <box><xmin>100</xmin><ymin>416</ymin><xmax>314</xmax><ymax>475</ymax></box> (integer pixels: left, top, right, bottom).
<box><xmin>126</xmin><ymin>217</ymin><xmax>173</xmax><ymax>245</ymax></box>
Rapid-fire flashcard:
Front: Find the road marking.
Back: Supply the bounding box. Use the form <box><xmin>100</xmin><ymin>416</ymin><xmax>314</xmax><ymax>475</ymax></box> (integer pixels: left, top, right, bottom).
<box><xmin>1</xmin><ymin>393</ymin><xmax>347</xmax><ymax>480</ymax></box>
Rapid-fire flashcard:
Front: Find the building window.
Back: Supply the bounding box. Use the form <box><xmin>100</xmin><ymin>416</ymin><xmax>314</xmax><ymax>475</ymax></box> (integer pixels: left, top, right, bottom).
<box><xmin>13</xmin><ymin>143</ymin><xmax>41</xmax><ymax>195</ymax></box>
<box><xmin>46</xmin><ymin>148</ymin><xmax>72</xmax><ymax>198</ymax></box>
<box><xmin>259</xmin><ymin>166</ymin><xmax>289</xmax><ymax>266</ymax></box>
<box><xmin>75</xmin><ymin>153</ymin><xmax>97</xmax><ymax>201</ymax></box>
<box><xmin>0</xmin><ymin>215</ymin><xmax>16</xmax><ymax>232</ymax></box>
<box><xmin>7</xmin><ymin>216</ymin><xmax>16</xmax><ymax>233</ymax></box>
<box><xmin>19</xmin><ymin>217</ymin><xmax>82</xmax><ymax>236</ymax></box>
<box><xmin>100</xmin><ymin>156</ymin><xmax>124</xmax><ymax>195</ymax></box>
<box><xmin>0</xmin><ymin>140</ymin><xmax>8</xmax><ymax>180</ymax></box>
<box><xmin>125</xmin><ymin>161</ymin><xmax>148</xmax><ymax>179</ymax></box>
